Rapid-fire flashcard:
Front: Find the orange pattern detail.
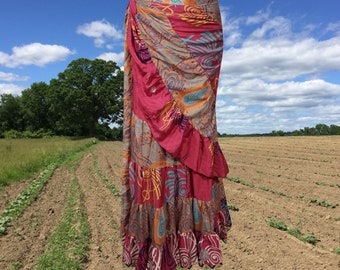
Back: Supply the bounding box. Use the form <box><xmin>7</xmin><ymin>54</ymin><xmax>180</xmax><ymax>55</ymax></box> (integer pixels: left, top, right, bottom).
<box><xmin>209</xmin><ymin>141</ymin><xmax>214</xmax><ymax>165</ymax></box>
<box><xmin>139</xmin><ymin>168</ymin><xmax>162</xmax><ymax>202</ymax></box>
<box><xmin>159</xmin><ymin>100</ymin><xmax>182</xmax><ymax>130</ymax></box>
<box><xmin>179</xmin><ymin>5</ymin><xmax>215</xmax><ymax>27</ymax></box>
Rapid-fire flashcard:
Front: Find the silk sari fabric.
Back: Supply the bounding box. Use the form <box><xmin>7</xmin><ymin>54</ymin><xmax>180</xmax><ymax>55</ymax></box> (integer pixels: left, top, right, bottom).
<box><xmin>121</xmin><ymin>0</ymin><xmax>232</xmax><ymax>269</ymax></box>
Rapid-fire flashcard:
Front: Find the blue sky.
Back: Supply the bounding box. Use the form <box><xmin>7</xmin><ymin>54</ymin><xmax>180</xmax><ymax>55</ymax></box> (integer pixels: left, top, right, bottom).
<box><xmin>1</xmin><ymin>0</ymin><xmax>340</xmax><ymax>134</ymax></box>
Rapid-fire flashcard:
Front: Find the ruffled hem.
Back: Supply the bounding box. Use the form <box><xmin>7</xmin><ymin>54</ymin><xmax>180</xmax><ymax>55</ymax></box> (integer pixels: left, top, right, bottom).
<box><xmin>122</xmin><ymin>230</ymin><xmax>228</xmax><ymax>270</ymax></box>
<box><xmin>121</xmin><ymin>162</ymin><xmax>232</xmax><ymax>269</ymax></box>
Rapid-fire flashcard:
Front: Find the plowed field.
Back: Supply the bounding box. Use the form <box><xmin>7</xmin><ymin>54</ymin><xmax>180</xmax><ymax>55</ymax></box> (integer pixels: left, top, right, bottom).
<box><xmin>1</xmin><ymin>136</ymin><xmax>339</xmax><ymax>269</ymax></box>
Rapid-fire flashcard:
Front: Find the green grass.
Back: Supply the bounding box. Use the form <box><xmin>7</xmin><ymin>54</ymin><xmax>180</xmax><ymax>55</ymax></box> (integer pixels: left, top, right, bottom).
<box><xmin>228</xmin><ymin>204</ymin><xmax>239</xmax><ymax>211</ymax></box>
<box><xmin>310</xmin><ymin>198</ymin><xmax>338</xmax><ymax>208</ymax></box>
<box><xmin>0</xmin><ymin>137</ymin><xmax>96</xmax><ymax>187</ymax></box>
<box><xmin>258</xmin><ymin>186</ymin><xmax>291</xmax><ymax>198</ymax></box>
<box><xmin>10</xmin><ymin>262</ymin><xmax>22</xmax><ymax>270</ymax></box>
<box><xmin>0</xmin><ymin>163</ymin><xmax>57</xmax><ymax>235</ymax></box>
<box><xmin>265</xmin><ymin>218</ymin><xmax>288</xmax><ymax>231</ymax></box>
<box><xmin>265</xmin><ymin>218</ymin><xmax>319</xmax><ymax>245</ymax></box>
<box><xmin>0</xmin><ymin>139</ymin><xmax>97</xmax><ymax>235</ymax></box>
<box><xmin>226</xmin><ymin>177</ymin><xmax>255</xmax><ymax>188</ymax></box>
<box><xmin>34</xmin><ymin>156</ymin><xmax>91</xmax><ymax>270</ymax></box>
<box><xmin>92</xmin><ymin>152</ymin><xmax>120</xmax><ymax>197</ymax></box>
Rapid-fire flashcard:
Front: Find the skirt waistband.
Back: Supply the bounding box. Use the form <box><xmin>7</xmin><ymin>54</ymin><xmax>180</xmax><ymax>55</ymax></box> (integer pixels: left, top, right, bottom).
<box><xmin>135</xmin><ymin>0</ymin><xmax>219</xmax><ymax>6</ymax></box>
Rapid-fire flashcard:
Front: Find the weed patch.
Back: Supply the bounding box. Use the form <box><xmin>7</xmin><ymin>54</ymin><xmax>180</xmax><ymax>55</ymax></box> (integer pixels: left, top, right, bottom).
<box><xmin>0</xmin><ymin>139</ymin><xmax>96</xmax><ymax>235</ymax></box>
<box><xmin>265</xmin><ymin>218</ymin><xmax>319</xmax><ymax>245</ymax></box>
<box><xmin>92</xmin><ymin>153</ymin><xmax>120</xmax><ymax>197</ymax></box>
<box><xmin>226</xmin><ymin>177</ymin><xmax>255</xmax><ymax>188</ymax></box>
<box><xmin>228</xmin><ymin>204</ymin><xmax>239</xmax><ymax>211</ymax></box>
<box><xmin>310</xmin><ymin>198</ymin><xmax>338</xmax><ymax>208</ymax></box>
<box><xmin>258</xmin><ymin>186</ymin><xmax>291</xmax><ymax>198</ymax></box>
<box><xmin>0</xmin><ymin>163</ymin><xmax>57</xmax><ymax>235</ymax></box>
<box><xmin>34</xmin><ymin>167</ymin><xmax>90</xmax><ymax>269</ymax></box>
<box><xmin>0</xmin><ymin>138</ymin><xmax>95</xmax><ymax>187</ymax></box>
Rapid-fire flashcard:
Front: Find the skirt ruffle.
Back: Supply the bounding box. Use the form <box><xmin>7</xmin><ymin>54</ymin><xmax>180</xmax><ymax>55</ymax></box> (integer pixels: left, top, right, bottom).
<box><xmin>122</xmin><ymin>227</ymin><xmax>229</xmax><ymax>269</ymax></box>
<box><xmin>121</xmin><ymin>160</ymin><xmax>231</xmax><ymax>269</ymax></box>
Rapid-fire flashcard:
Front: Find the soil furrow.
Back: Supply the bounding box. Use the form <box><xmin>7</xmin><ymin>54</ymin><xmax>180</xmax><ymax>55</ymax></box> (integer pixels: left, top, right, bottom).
<box><xmin>76</xmin><ymin>152</ymin><xmax>122</xmax><ymax>269</ymax></box>
<box><xmin>1</xmin><ymin>137</ymin><xmax>339</xmax><ymax>270</ymax></box>
<box><xmin>0</xmin><ymin>167</ymin><xmax>71</xmax><ymax>270</ymax></box>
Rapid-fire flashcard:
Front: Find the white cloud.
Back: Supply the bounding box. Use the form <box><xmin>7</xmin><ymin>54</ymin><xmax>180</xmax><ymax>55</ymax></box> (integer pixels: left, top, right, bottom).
<box><xmin>216</xmin><ymin>5</ymin><xmax>340</xmax><ymax>134</ymax></box>
<box><xmin>0</xmin><ymin>43</ymin><xmax>74</xmax><ymax>68</ymax></box>
<box><xmin>222</xmin><ymin>36</ymin><xmax>340</xmax><ymax>82</ymax></box>
<box><xmin>0</xmin><ymin>83</ymin><xmax>26</xmax><ymax>96</ymax></box>
<box><xmin>246</xmin><ymin>8</ymin><xmax>271</xmax><ymax>25</ymax></box>
<box><xmin>221</xmin><ymin>8</ymin><xmax>243</xmax><ymax>47</ymax></box>
<box><xmin>217</xmin><ymin>78</ymin><xmax>340</xmax><ymax>134</ymax></box>
<box><xmin>0</xmin><ymin>71</ymin><xmax>29</xmax><ymax>82</ymax></box>
<box><xmin>97</xmin><ymin>51</ymin><xmax>124</xmax><ymax>64</ymax></box>
<box><xmin>325</xmin><ymin>21</ymin><xmax>340</xmax><ymax>35</ymax></box>
<box><xmin>77</xmin><ymin>20</ymin><xmax>123</xmax><ymax>48</ymax></box>
<box><xmin>250</xmin><ymin>16</ymin><xmax>291</xmax><ymax>39</ymax></box>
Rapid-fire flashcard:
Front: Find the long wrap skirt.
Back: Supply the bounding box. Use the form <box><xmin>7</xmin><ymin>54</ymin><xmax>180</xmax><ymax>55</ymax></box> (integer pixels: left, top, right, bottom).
<box><xmin>121</xmin><ymin>0</ymin><xmax>232</xmax><ymax>269</ymax></box>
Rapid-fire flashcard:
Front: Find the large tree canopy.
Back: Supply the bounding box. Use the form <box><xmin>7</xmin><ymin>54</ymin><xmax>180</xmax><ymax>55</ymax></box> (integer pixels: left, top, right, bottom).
<box><xmin>20</xmin><ymin>82</ymin><xmax>50</xmax><ymax>132</ymax></box>
<box><xmin>0</xmin><ymin>58</ymin><xmax>124</xmax><ymax>138</ymax></box>
<box><xmin>0</xmin><ymin>94</ymin><xmax>22</xmax><ymax>133</ymax></box>
<box><xmin>49</xmin><ymin>58</ymin><xmax>123</xmax><ymax>136</ymax></box>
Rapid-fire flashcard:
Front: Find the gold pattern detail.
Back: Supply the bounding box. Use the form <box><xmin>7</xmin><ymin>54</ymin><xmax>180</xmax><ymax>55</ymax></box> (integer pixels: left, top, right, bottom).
<box><xmin>139</xmin><ymin>168</ymin><xmax>162</xmax><ymax>202</ymax></box>
<box><xmin>209</xmin><ymin>141</ymin><xmax>214</xmax><ymax>165</ymax></box>
<box><xmin>152</xmin><ymin>3</ymin><xmax>175</xmax><ymax>16</ymax></box>
<box><xmin>159</xmin><ymin>100</ymin><xmax>182</xmax><ymax>130</ymax></box>
<box><xmin>180</xmin><ymin>5</ymin><xmax>215</xmax><ymax>27</ymax></box>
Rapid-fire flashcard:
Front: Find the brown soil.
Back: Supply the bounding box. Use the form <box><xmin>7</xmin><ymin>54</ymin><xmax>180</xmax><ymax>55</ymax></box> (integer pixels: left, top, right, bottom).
<box><xmin>1</xmin><ymin>137</ymin><xmax>339</xmax><ymax>270</ymax></box>
<box><xmin>0</xmin><ymin>179</ymin><xmax>34</xmax><ymax>213</ymax></box>
<box><xmin>0</xmin><ymin>166</ymin><xmax>71</xmax><ymax>269</ymax></box>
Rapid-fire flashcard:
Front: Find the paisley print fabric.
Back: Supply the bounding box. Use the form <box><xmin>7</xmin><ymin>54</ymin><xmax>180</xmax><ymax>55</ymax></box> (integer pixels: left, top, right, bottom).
<box><xmin>121</xmin><ymin>0</ymin><xmax>232</xmax><ymax>269</ymax></box>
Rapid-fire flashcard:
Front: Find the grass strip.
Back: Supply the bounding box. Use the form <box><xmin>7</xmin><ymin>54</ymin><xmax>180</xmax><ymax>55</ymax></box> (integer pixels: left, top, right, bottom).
<box><xmin>258</xmin><ymin>186</ymin><xmax>291</xmax><ymax>198</ymax></box>
<box><xmin>228</xmin><ymin>204</ymin><xmax>240</xmax><ymax>211</ymax></box>
<box><xmin>226</xmin><ymin>177</ymin><xmax>255</xmax><ymax>188</ymax></box>
<box><xmin>0</xmin><ymin>138</ymin><xmax>96</xmax><ymax>187</ymax></box>
<box><xmin>265</xmin><ymin>218</ymin><xmax>319</xmax><ymax>245</ymax></box>
<box><xmin>0</xmin><ymin>140</ymin><xmax>96</xmax><ymax>235</ymax></box>
<box><xmin>310</xmin><ymin>198</ymin><xmax>338</xmax><ymax>208</ymax></box>
<box><xmin>34</xmin><ymin>154</ymin><xmax>91</xmax><ymax>270</ymax></box>
<box><xmin>0</xmin><ymin>163</ymin><xmax>57</xmax><ymax>235</ymax></box>
<box><xmin>92</xmin><ymin>152</ymin><xmax>120</xmax><ymax>197</ymax></box>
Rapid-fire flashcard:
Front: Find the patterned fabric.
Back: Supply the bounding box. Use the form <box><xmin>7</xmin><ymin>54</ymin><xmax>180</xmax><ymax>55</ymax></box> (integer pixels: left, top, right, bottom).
<box><xmin>121</xmin><ymin>0</ymin><xmax>232</xmax><ymax>269</ymax></box>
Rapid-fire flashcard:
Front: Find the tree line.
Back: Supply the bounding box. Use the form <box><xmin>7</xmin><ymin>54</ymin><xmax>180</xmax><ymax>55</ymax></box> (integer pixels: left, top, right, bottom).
<box><xmin>1</xmin><ymin>58</ymin><xmax>339</xmax><ymax>140</ymax></box>
<box><xmin>269</xmin><ymin>124</ymin><xmax>340</xmax><ymax>136</ymax></box>
<box><xmin>219</xmin><ymin>123</ymin><xmax>340</xmax><ymax>137</ymax></box>
<box><xmin>0</xmin><ymin>58</ymin><xmax>124</xmax><ymax>140</ymax></box>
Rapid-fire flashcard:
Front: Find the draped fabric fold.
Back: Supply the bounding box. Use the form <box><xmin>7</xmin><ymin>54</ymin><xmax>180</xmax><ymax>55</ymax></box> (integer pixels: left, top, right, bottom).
<box><xmin>121</xmin><ymin>0</ymin><xmax>232</xmax><ymax>269</ymax></box>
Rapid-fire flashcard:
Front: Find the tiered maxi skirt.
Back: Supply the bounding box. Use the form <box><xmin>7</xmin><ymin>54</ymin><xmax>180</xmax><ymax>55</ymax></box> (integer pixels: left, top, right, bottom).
<box><xmin>121</xmin><ymin>0</ymin><xmax>232</xmax><ymax>269</ymax></box>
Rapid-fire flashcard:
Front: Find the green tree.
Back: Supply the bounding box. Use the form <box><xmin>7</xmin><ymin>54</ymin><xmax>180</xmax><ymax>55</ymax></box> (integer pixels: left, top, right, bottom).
<box><xmin>271</xmin><ymin>130</ymin><xmax>284</xmax><ymax>136</ymax></box>
<box><xmin>329</xmin><ymin>124</ymin><xmax>340</xmax><ymax>135</ymax></box>
<box><xmin>20</xmin><ymin>82</ymin><xmax>50</xmax><ymax>132</ymax></box>
<box><xmin>315</xmin><ymin>123</ymin><xmax>330</xmax><ymax>135</ymax></box>
<box><xmin>48</xmin><ymin>58</ymin><xmax>123</xmax><ymax>136</ymax></box>
<box><xmin>0</xmin><ymin>94</ymin><xmax>23</xmax><ymax>134</ymax></box>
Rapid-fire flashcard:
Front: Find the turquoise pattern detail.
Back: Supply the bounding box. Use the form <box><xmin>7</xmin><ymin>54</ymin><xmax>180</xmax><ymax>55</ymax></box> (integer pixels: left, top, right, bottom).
<box><xmin>158</xmin><ymin>210</ymin><xmax>165</xmax><ymax>237</ymax></box>
<box><xmin>183</xmin><ymin>87</ymin><xmax>208</xmax><ymax>105</ymax></box>
<box><xmin>193</xmin><ymin>200</ymin><xmax>201</xmax><ymax>224</ymax></box>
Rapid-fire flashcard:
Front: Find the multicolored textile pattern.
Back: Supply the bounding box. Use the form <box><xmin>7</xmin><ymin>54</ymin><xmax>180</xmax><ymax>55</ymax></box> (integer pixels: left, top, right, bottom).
<box><xmin>121</xmin><ymin>0</ymin><xmax>232</xmax><ymax>269</ymax></box>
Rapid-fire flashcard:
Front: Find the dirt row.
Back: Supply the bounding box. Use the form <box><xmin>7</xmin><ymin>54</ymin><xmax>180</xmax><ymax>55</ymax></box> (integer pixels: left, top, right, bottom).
<box><xmin>0</xmin><ymin>166</ymin><xmax>71</xmax><ymax>269</ymax></box>
<box><xmin>220</xmin><ymin>136</ymin><xmax>340</xmax><ymax>269</ymax></box>
<box><xmin>0</xmin><ymin>142</ymin><xmax>124</xmax><ymax>270</ymax></box>
<box><xmin>1</xmin><ymin>138</ymin><xmax>339</xmax><ymax>269</ymax></box>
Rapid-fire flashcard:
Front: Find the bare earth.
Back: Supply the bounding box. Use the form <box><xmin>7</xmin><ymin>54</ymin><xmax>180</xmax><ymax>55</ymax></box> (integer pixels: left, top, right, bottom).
<box><xmin>1</xmin><ymin>137</ymin><xmax>339</xmax><ymax>270</ymax></box>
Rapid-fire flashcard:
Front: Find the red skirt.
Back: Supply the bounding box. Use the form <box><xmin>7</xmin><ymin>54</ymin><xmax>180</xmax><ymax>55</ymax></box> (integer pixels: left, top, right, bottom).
<box><xmin>121</xmin><ymin>1</ymin><xmax>232</xmax><ymax>269</ymax></box>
